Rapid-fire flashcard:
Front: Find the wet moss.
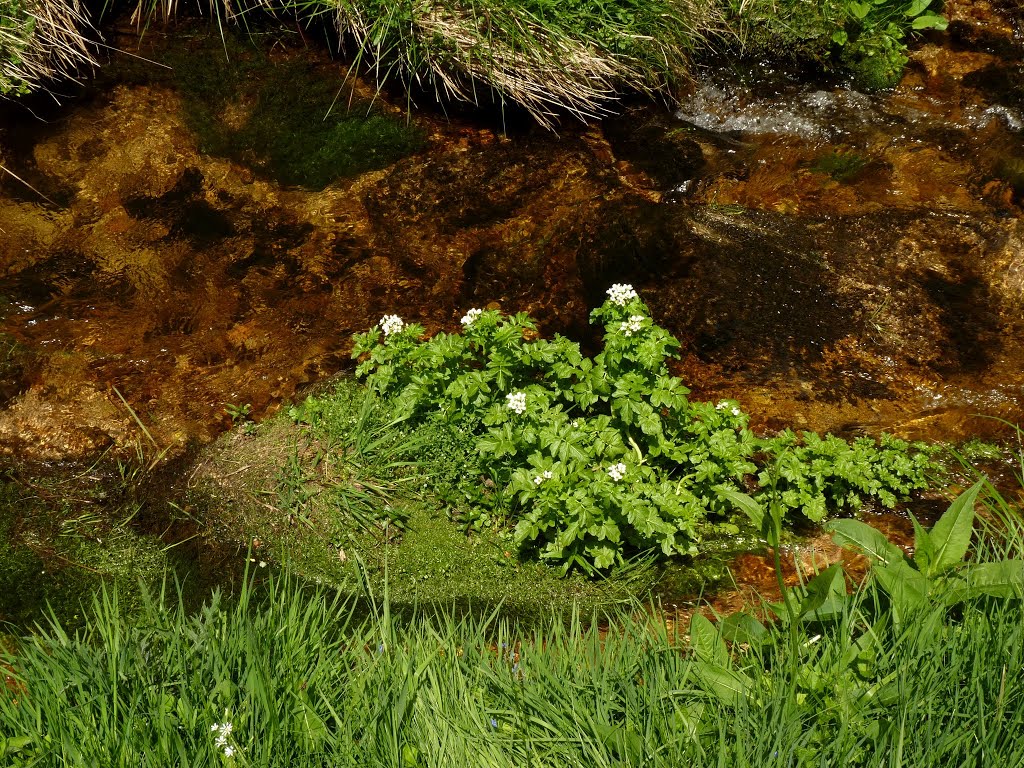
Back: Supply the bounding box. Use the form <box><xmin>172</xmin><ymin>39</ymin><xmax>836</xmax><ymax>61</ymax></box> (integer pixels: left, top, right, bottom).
<box><xmin>165</xmin><ymin>30</ymin><xmax>424</xmax><ymax>190</ymax></box>
<box><xmin>0</xmin><ymin>474</ymin><xmax>171</xmax><ymax>629</ymax></box>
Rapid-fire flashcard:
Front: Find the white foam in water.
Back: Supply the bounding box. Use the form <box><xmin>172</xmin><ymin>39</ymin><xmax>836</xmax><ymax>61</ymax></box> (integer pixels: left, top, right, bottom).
<box><xmin>675</xmin><ymin>80</ymin><xmax>1023</xmax><ymax>139</ymax></box>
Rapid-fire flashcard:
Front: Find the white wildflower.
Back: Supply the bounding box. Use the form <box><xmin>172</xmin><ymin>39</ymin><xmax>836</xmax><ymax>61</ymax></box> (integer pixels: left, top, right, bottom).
<box><xmin>506</xmin><ymin>391</ymin><xmax>527</xmax><ymax>415</ymax></box>
<box><xmin>379</xmin><ymin>314</ymin><xmax>404</xmax><ymax>337</ymax></box>
<box><xmin>460</xmin><ymin>307</ymin><xmax>483</xmax><ymax>326</ymax></box>
<box><xmin>543</xmin><ymin>470</ymin><xmax>553</xmax><ymax>480</ymax></box>
<box><xmin>224</xmin><ymin>746</ymin><xmax>235</xmax><ymax>758</ymax></box>
<box><xmin>619</xmin><ymin>314</ymin><xmax>645</xmax><ymax>337</ymax></box>
<box><xmin>731</xmin><ymin>407</ymin><xmax>741</xmax><ymax>417</ymax></box>
<box><xmin>607</xmin><ymin>284</ymin><xmax>639</xmax><ymax>306</ymax></box>
<box><xmin>715</xmin><ymin>401</ymin><xmax>728</xmax><ymax>411</ymax></box>
<box><xmin>607</xmin><ymin>462</ymin><xmax>627</xmax><ymax>482</ymax></box>
<box><xmin>533</xmin><ymin>469</ymin><xmax>553</xmax><ymax>485</ymax></box>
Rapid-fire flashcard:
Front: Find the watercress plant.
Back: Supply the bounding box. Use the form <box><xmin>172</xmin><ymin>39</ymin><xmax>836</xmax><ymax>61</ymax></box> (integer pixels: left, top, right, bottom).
<box><xmin>352</xmin><ymin>286</ymin><xmax>936</xmax><ymax>572</ymax></box>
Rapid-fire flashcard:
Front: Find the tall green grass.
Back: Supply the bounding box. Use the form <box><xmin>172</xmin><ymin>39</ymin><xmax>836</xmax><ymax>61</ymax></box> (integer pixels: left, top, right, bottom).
<box><xmin>3</xmin><ymin>543</ymin><xmax>1024</xmax><ymax>765</ymax></box>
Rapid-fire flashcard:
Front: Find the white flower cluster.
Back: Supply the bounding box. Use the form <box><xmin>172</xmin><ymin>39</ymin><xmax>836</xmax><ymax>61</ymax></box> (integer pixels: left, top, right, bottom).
<box><xmin>210</xmin><ymin>722</ymin><xmax>236</xmax><ymax>758</ymax></box>
<box><xmin>607</xmin><ymin>462</ymin><xmax>627</xmax><ymax>482</ymax></box>
<box><xmin>716</xmin><ymin>401</ymin><xmax>741</xmax><ymax>417</ymax></box>
<box><xmin>619</xmin><ymin>315</ymin><xmax>645</xmax><ymax>337</ymax></box>
<box><xmin>379</xmin><ymin>314</ymin><xmax>404</xmax><ymax>337</ymax></box>
<box><xmin>506</xmin><ymin>391</ymin><xmax>526</xmax><ymax>414</ymax></box>
<box><xmin>533</xmin><ymin>470</ymin><xmax>553</xmax><ymax>486</ymax></box>
<box><xmin>607</xmin><ymin>283</ymin><xmax>639</xmax><ymax>306</ymax></box>
<box><xmin>460</xmin><ymin>307</ymin><xmax>483</xmax><ymax>326</ymax></box>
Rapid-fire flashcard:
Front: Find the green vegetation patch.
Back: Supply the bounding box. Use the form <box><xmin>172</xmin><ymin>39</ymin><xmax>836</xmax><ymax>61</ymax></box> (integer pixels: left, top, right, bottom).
<box><xmin>351</xmin><ymin>286</ymin><xmax>937</xmax><ymax>573</ymax></box>
<box><xmin>2</xmin><ymin>478</ymin><xmax>1023</xmax><ymax>766</ymax></box>
<box><xmin>188</xmin><ymin>390</ymin><xmax>641</xmax><ymax>619</ymax></box>
<box><xmin>0</xmin><ymin>476</ymin><xmax>170</xmax><ymax>628</ymax></box>
<box><xmin>166</xmin><ymin>31</ymin><xmax>424</xmax><ymax>189</ymax></box>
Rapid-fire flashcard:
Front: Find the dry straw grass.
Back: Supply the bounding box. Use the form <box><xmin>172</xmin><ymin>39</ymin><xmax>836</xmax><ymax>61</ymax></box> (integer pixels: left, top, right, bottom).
<box><xmin>1</xmin><ymin>0</ymin><xmax>96</xmax><ymax>95</ymax></box>
<box><xmin>128</xmin><ymin>0</ymin><xmax>722</xmax><ymax>128</ymax></box>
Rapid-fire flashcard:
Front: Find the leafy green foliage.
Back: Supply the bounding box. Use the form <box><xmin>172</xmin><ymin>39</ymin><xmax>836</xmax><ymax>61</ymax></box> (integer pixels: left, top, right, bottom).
<box><xmin>352</xmin><ymin>287</ymin><xmax>935</xmax><ymax>571</ymax></box>
<box><xmin>734</xmin><ymin>0</ymin><xmax>947</xmax><ymax>89</ymax></box>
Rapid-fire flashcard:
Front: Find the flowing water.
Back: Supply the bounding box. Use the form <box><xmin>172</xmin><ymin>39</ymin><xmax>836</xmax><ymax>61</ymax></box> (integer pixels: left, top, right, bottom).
<box><xmin>1</xmin><ymin>1</ymin><xmax>1023</xmax><ymax>613</ymax></box>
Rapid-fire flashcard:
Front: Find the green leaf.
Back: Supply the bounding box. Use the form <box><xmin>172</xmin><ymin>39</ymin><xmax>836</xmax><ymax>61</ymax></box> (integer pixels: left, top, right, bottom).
<box><xmin>911</xmin><ymin>13</ymin><xmax>948</xmax><ymax>29</ymax></box>
<box><xmin>689</xmin><ymin>612</ymin><xmax>728</xmax><ymax>667</ymax></box>
<box><xmin>848</xmin><ymin>0</ymin><xmax>872</xmax><ymax>18</ymax></box>
<box><xmin>910</xmin><ymin>513</ymin><xmax>936</xmax><ymax>576</ymax></box>
<box><xmin>904</xmin><ymin>0</ymin><xmax>931</xmax><ymax>16</ymax></box>
<box><xmin>832</xmin><ymin>29</ymin><xmax>849</xmax><ymax>45</ymax></box>
<box><xmin>944</xmin><ymin>560</ymin><xmax>1024</xmax><ymax>603</ymax></box>
<box><xmin>693</xmin><ymin>663</ymin><xmax>753</xmax><ymax>706</ymax></box>
<box><xmin>0</xmin><ymin>736</ymin><xmax>33</xmax><ymax>757</ymax></box>
<box><xmin>929</xmin><ymin>481</ymin><xmax>983</xmax><ymax>573</ymax></box>
<box><xmin>715</xmin><ymin>486</ymin><xmax>763</xmax><ymax>531</ymax></box>
<box><xmin>718</xmin><ymin>612</ymin><xmax>768</xmax><ymax>646</ymax></box>
<box><xmin>873</xmin><ymin>561</ymin><xmax>929</xmax><ymax>622</ymax></box>
<box><xmin>827</xmin><ymin>519</ymin><xmax>904</xmax><ymax>566</ymax></box>
<box><xmin>797</xmin><ymin>564</ymin><xmax>848</xmax><ymax>622</ymax></box>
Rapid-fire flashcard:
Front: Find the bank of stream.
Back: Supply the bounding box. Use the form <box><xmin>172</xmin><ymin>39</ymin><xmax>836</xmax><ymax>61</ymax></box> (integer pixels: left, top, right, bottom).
<box><xmin>1</xmin><ymin>0</ymin><xmax>1023</xmax><ymax>626</ymax></box>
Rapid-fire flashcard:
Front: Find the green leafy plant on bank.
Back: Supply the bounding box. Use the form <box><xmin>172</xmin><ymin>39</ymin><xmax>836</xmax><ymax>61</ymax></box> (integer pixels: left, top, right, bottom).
<box><xmin>734</xmin><ymin>0</ymin><xmax>947</xmax><ymax>89</ymax></box>
<box><xmin>351</xmin><ymin>285</ymin><xmax>936</xmax><ymax>572</ymax></box>
<box><xmin>691</xmin><ymin>473</ymin><xmax>1024</xmax><ymax>765</ymax></box>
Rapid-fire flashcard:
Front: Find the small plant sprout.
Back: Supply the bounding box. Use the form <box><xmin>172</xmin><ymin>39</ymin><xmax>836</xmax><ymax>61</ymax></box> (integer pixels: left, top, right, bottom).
<box><xmin>379</xmin><ymin>314</ymin><xmax>405</xmax><ymax>337</ymax></box>
<box><xmin>506</xmin><ymin>391</ymin><xmax>527</xmax><ymax>414</ymax></box>
<box><xmin>619</xmin><ymin>314</ymin><xmax>645</xmax><ymax>336</ymax></box>
<box><xmin>607</xmin><ymin>283</ymin><xmax>639</xmax><ymax>306</ymax></box>
<box><xmin>607</xmin><ymin>463</ymin><xmax>627</xmax><ymax>482</ymax></box>
<box><xmin>460</xmin><ymin>308</ymin><xmax>483</xmax><ymax>326</ymax></box>
<box><xmin>533</xmin><ymin>470</ymin><xmax>553</xmax><ymax>485</ymax></box>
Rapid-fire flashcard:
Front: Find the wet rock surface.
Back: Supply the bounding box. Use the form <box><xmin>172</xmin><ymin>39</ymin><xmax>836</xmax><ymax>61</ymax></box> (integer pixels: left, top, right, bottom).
<box><xmin>0</xmin><ymin>3</ymin><xmax>1022</xmax><ymax>470</ymax></box>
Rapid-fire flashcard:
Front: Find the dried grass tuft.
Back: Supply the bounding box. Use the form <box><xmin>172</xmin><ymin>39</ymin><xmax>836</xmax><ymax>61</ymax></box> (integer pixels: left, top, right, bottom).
<box><xmin>1</xmin><ymin>0</ymin><xmax>96</xmax><ymax>95</ymax></box>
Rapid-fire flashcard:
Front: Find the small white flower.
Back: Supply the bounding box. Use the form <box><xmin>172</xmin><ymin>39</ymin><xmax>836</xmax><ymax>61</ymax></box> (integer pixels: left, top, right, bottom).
<box><xmin>460</xmin><ymin>307</ymin><xmax>483</xmax><ymax>326</ymax></box>
<box><xmin>715</xmin><ymin>401</ymin><xmax>728</xmax><ymax>411</ymax></box>
<box><xmin>619</xmin><ymin>314</ymin><xmax>645</xmax><ymax>337</ymax></box>
<box><xmin>379</xmin><ymin>314</ymin><xmax>404</xmax><ymax>337</ymax></box>
<box><xmin>607</xmin><ymin>284</ymin><xmax>639</xmax><ymax>306</ymax></box>
<box><xmin>506</xmin><ymin>391</ymin><xmax>527</xmax><ymax>415</ymax></box>
<box><xmin>571</xmin><ymin>419</ymin><xmax>581</xmax><ymax>428</ymax></box>
<box><xmin>534</xmin><ymin>469</ymin><xmax>553</xmax><ymax>485</ymax></box>
<box><xmin>731</xmin><ymin>407</ymin><xmax>741</xmax><ymax>417</ymax></box>
<box><xmin>224</xmin><ymin>746</ymin><xmax>235</xmax><ymax>758</ymax></box>
<box><xmin>211</xmin><ymin>724</ymin><xmax>220</xmax><ymax>732</ymax></box>
<box><xmin>543</xmin><ymin>470</ymin><xmax>553</xmax><ymax>480</ymax></box>
<box><xmin>607</xmin><ymin>462</ymin><xmax>627</xmax><ymax>482</ymax></box>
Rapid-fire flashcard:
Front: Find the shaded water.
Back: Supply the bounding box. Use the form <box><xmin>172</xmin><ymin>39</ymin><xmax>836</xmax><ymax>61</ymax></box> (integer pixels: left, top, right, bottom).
<box><xmin>1</xmin><ymin>1</ymin><xmax>1023</xmax><ymax>610</ymax></box>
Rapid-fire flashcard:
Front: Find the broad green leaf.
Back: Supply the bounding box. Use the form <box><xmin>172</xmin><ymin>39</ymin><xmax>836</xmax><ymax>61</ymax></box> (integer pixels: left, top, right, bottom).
<box><xmin>904</xmin><ymin>0</ymin><xmax>931</xmax><ymax>16</ymax></box>
<box><xmin>797</xmin><ymin>564</ymin><xmax>848</xmax><ymax>622</ymax></box>
<box><xmin>693</xmin><ymin>662</ymin><xmax>753</xmax><ymax>706</ymax></box>
<box><xmin>848</xmin><ymin>1</ymin><xmax>871</xmax><ymax>18</ymax></box>
<box><xmin>718</xmin><ymin>612</ymin><xmax>768</xmax><ymax>646</ymax></box>
<box><xmin>911</xmin><ymin>12</ymin><xmax>947</xmax><ymax>29</ymax></box>
<box><xmin>944</xmin><ymin>560</ymin><xmax>1024</xmax><ymax>603</ymax></box>
<box><xmin>827</xmin><ymin>519</ymin><xmax>904</xmax><ymax>566</ymax></box>
<box><xmin>929</xmin><ymin>481</ymin><xmax>983</xmax><ymax>573</ymax></box>
<box><xmin>689</xmin><ymin>612</ymin><xmax>728</xmax><ymax>667</ymax></box>
<box><xmin>873</xmin><ymin>561</ymin><xmax>929</xmax><ymax>624</ymax></box>
<box><xmin>910</xmin><ymin>513</ymin><xmax>936</xmax><ymax>576</ymax></box>
<box><xmin>715</xmin><ymin>486</ymin><xmax>763</xmax><ymax>531</ymax></box>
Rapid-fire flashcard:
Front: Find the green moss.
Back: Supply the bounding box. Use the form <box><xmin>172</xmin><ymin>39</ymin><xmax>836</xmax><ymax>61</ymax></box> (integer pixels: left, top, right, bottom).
<box><xmin>0</xmin><ymin>478</ymin><xmax>170</xmax><ymax>629</ymax></box>
<box><xmin>166</xmin><ymin>31</ymin><xmax>424</xmax><ymax>189</ymax></box>
<box><xmin>811</xmin><ymin>149</ymin><xmax>869</xmax><ymax>182</ymax></box>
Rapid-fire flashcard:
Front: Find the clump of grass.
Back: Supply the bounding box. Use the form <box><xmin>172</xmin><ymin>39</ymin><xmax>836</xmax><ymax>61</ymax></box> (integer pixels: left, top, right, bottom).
<box><xmin>131</xmin><ymin>0</ymin><xmax>723</xmax><ymax>129</ymax></box>
<box><xmin>0</xmin><ymin>0</ymin><xmax>95</xmax><ymax>96</ymax></box>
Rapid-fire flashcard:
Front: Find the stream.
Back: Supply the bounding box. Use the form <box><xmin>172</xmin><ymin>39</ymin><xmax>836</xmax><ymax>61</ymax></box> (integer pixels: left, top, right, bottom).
<box><xmin>1</xmin><ymin>0</ymin><xmax>1023</xmax><ymax>617</ymax></box>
